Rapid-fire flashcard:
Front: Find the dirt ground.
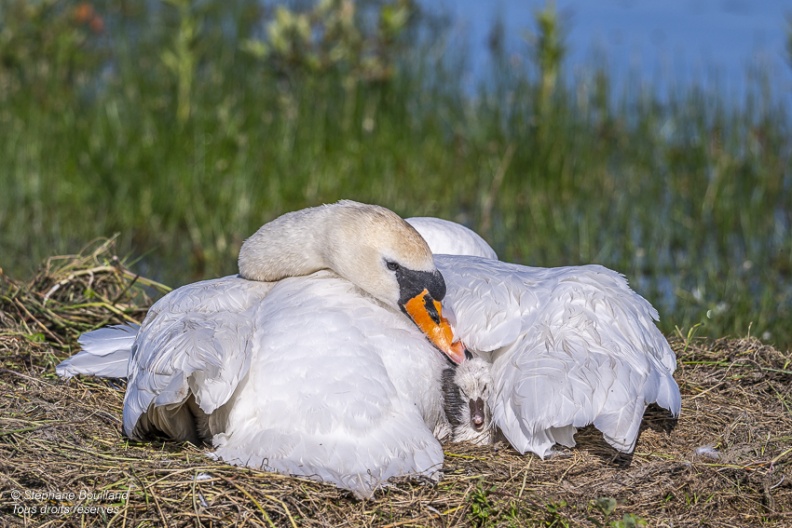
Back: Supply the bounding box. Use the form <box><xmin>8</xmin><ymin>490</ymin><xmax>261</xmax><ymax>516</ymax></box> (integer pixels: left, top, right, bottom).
<box><xmin>1</xmin><ymin>242</ymin><xmax>790</xmax><ymax>527</ymax></box>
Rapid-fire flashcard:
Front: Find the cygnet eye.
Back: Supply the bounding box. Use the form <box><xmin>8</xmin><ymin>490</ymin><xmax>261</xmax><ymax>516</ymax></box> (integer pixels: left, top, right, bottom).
<box><xmin>386</xmin><ymin>261</ymin><xmax>400</xmax><ymax>271</ymax></box>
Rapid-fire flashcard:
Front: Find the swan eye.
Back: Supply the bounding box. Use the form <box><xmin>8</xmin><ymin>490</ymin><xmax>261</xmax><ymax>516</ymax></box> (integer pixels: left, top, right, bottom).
<box><xmin>386</xmin><ymin>261</ymin><xmax>400</xmax><ymax>271</ymax></box>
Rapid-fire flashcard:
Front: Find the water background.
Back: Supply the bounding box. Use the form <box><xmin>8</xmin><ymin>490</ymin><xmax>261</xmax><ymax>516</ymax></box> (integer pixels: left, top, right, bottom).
<box><xmin>431</xmin><ymin>0</ymin><xmax>792</xmax><ymax>103</ymax></box>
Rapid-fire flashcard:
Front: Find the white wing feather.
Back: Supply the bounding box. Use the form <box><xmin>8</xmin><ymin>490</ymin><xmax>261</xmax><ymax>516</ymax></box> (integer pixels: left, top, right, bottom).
<box><xmin>211</xmin><ymin>274</ymin><xmax>446</xmax><ymax>497</ymax></box>
<box><xmin>436</xmin><ymin>256</ymin><xmax>681</xmax><ymax>457</ymax></box>
<box><xmin>407</xmin><ymin>217</ymin><xmax>498</xmax><ymax>259</ymax></box>
<box><xmin>123</xmin><ymin>275</ymin><xmax>274</xmax><ymax>441</ymax></box>
<box><xmin>56</xmin><ymin>324</ymin><xmax>140</xmax><ymax>378</ymax></box>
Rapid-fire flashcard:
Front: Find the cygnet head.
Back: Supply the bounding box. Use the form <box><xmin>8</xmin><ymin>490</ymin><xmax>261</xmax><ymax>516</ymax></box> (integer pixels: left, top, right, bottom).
<box><xmin>238</xmin><ymin>200</ymin><xmax>466</xmax><ymax>364</ymax></box>
<box><xmin>442</xmin><ymin>356</ymin><xmax>494</xmax><ymax>444</ymax></box>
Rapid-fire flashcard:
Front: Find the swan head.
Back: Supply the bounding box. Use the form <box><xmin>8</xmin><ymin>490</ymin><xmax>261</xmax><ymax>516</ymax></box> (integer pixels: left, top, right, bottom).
<box><xmin>323</xmin><ymin>202</ymin><xmax>467</xmax><ymax>364</ymax></box>
<box><xmin>239</xmin><ymin>200</ymin><xmax>467</xmax><ymax>364</ymax></box>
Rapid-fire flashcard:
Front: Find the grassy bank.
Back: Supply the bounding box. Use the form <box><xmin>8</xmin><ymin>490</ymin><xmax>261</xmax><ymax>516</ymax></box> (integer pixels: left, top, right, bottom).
<box><xmin>1</xmin><ymin>1</ymin><xmax>791</xmax><ymax>347</ymax></box>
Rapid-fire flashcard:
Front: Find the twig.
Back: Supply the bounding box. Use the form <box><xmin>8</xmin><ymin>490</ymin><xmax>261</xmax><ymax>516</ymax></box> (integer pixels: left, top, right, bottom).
<box><xmin>43</xmin><ymin>266</ymin><xmax>120</xmax><ymax>304</ymax></box>
<box><xmin>12</xmin><ymin>298</ymin><xmax>63</xmax><ymax>345</ymax></box>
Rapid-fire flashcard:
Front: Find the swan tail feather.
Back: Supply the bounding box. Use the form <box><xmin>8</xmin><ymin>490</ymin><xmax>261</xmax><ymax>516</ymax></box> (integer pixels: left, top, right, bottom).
<box><xmin>56</xmin><ymin>324</ymin><xmax>140</xmax><ymax>378</ymax></box>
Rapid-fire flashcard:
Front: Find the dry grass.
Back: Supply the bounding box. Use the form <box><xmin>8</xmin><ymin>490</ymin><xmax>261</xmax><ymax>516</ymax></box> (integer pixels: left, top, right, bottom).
<box><xmin>0</xmin><ymin>241</ymin><xmax>790</xmax><ymax>527</ymax></box>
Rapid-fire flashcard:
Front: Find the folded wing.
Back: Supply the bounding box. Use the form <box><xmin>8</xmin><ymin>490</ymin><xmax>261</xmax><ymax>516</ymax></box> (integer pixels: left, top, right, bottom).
<box><xmin>211</xmin><ymin>274</ymin><xmax>445</xmax><ymax>497</ymax></box>
<box><xmin>122</xmin><ymin>275</ymin><xmax>274</xmax><ymax>442</ymax></box>
<box><xmin>437</xmin><ymin>256</ymin><xmax>681</xmax><ymax>457</ymax></box>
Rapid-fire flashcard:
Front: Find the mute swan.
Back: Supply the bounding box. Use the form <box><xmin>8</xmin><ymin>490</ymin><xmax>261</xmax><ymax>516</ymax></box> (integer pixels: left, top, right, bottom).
<box><xmin>58</xmin><ymin>200</ymin><xmax>465</xmax><ymax>497</ymax></box>
<box><xmin>59</xmin><ymin>205</ymin><xmax>680</xmax><ymax>490</ymax></box>
<box><xmin>404</xmin><ymin>217</ymin><xmax>680</xmax><ymax>456</ymax></box>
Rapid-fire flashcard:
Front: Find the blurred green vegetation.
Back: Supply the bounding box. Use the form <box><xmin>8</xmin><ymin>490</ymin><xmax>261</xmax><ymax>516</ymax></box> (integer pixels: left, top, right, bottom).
<box><xmin>1</xmin><ymin>0</ymin><xmax>790</xmax><ymax>348</ymax></box>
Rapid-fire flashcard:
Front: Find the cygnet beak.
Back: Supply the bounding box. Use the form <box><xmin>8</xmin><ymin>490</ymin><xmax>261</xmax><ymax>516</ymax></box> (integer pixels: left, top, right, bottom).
<box><xmin>469</xmin><ymin>397</ymin><xmax>486</xmax><ymax>431</ymax></box>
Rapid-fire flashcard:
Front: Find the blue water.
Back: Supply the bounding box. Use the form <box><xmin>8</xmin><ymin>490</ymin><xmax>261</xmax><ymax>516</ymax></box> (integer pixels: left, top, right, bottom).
<box><xmin>429</xmin><ymin>0</ymin><xmax>792</xmax><ymax>103</ymax></box>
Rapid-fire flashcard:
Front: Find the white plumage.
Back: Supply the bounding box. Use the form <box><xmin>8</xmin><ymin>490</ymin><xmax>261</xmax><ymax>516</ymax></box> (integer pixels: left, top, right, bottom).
<box><xmin>59</xmin><ymin>324</ymin><xmax>140</xmax><ymax>379</ymax></box>
<box><xmin>58</xmin><ymin>201</ymin><xmax>463</xmax><ymax>498</ymax></box>
<box><xmin>58</xmin><ymin>203</ymin><xmax>680</xmax><ymax>496</ymax></box>
<box><xmin>405</xmin><ymin>217</ymin><xmax>498</xmax><ymax>260</ymax></box>
<box><xmin>438</xmin><ymin>258</ymin><xmax>680</xmax><ymax>456</ymax></box>
<box><xmin>209</xmin><ymin>274</ymin><xmax>446</xmax><ymax>492</ymax></box>
<box><xmin>403</xmin><ymin>219</ymin><xmax>681</xmax><ymax>457</ymax></box>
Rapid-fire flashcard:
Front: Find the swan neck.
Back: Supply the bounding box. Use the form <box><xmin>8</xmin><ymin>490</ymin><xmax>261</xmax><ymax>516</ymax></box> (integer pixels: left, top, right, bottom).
<box><xmin>238</xmin><ymin>205</ymin><xmax>331</xmax><ymax>281</ymax></box>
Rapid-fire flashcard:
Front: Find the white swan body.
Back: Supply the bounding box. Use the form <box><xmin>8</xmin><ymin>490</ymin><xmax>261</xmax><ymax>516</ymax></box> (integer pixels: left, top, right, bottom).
<box><xmin>126</xmin><ymin>272</ymin><xmax>447</xmax><ymax>494</ymax></box>
<box><xmin>210</xmin><ymin>274</ymin><xmax>447</xmax><ymax>490</ymax></box>
<box><xmin>433</xmin><ymin>255</ymin><xmax>681</xmax><ymax>457</ymax></box>
<box><xmin>58</xmin><ymin>201</ymin><xmax>464</xmax><ymax>497</ymax></box>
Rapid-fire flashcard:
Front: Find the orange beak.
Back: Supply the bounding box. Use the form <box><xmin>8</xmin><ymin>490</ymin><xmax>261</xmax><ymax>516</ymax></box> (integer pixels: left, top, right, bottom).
<box><xmin>404</xmin><ymin>289</ymin><xmax>466</xmax><ymax>364</ymax></box>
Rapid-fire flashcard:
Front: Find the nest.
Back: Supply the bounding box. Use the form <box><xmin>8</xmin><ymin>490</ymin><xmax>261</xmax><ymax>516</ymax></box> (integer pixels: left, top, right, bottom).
<box><xmin>0</xmin><ymin>240</ymin><xmax>790</xmax><ymax>527</ymax></box>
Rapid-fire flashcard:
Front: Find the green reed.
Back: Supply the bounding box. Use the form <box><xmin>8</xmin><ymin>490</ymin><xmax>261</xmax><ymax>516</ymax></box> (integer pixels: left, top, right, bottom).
<box><xmin>1</xmin><ymin>0</ymin><xmax>790</xmax><ymax>347</ymax></box>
